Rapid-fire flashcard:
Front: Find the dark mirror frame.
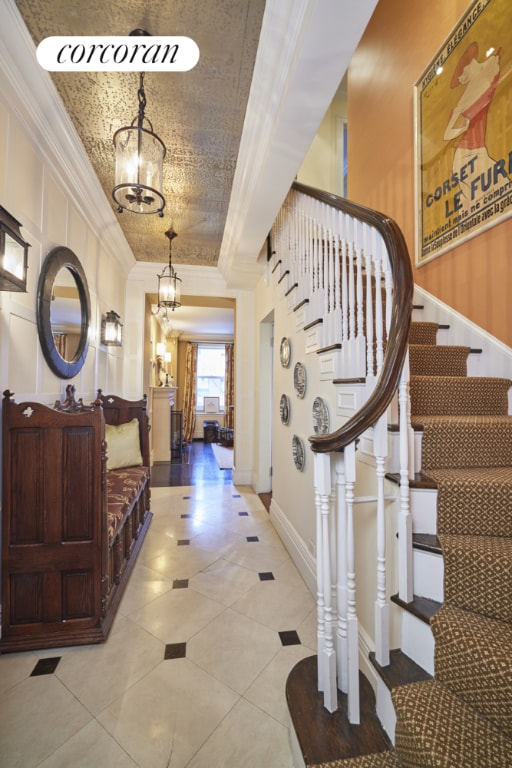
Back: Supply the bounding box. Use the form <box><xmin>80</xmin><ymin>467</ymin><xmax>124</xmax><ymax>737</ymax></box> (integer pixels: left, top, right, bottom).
<box><xmin>37</xmin><ymin>246</ymin><xmax>91</xmax><ymax>379</ymax></box>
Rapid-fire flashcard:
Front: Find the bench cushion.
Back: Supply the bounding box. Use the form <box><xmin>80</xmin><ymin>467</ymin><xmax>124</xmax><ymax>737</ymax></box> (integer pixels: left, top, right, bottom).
<box><xmin>107</xmin><ymin>466</ymin><xmax>149</xmax><ymax>540</ymax></box>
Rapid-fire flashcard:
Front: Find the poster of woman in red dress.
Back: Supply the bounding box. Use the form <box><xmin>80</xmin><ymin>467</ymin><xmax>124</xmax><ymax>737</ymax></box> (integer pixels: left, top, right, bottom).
<box><xmin>415</xmin><ymin>0</ymin><xmax>512</xmax><ymax>265</ymax></box>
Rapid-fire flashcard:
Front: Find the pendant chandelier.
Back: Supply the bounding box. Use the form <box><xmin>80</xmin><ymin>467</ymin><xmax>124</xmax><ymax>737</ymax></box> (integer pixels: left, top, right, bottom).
<box><xmin>112</xmin><ymin>36</ymin><xmax>166</xmax><ymax>216</ymax></box>
<box><xmin>157</xmin><ymin>227</ymin><xmax>182</xmax><ymax>311</ymax></box>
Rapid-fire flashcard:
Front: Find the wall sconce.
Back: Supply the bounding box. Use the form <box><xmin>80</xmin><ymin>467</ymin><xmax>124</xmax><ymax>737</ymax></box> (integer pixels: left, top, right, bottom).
<box><xmin>101</xmin><ymin>310</ymin><xmax>123</xmax><ymax>346</ymax></box>
<box><xmin>157</xmin><ymin>227</ymin><xmax>182</xmax><ymax>310</ymax></box>
<box><xmin>0</xmin><ymin>206</ymin><xmax>30</xmax><ymax>292</ymax></box>
<box><xmin>112</xmin><ymin>31</ymin><xmax>166</xmax><ymax>217</ymax></box>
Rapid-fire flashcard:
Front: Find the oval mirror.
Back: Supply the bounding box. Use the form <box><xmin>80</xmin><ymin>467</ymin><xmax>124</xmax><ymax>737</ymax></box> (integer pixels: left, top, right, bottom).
<box><xmin>37</xmin><ymin>247</ymin><xmax>91</xmax><ymax>379</ymax></box>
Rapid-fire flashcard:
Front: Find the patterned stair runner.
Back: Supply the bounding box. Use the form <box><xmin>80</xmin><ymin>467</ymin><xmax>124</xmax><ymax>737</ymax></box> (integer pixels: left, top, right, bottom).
<box><xmin>389</xmin><ymin>321</ymin><xmax>512</xmax><ymax>765</ymax></box>
<box><xmin>431</xmin><ymin>604</ymin><xmax>512</xmax><ymax>739</ymax></box>
<box><xmin>302</xmin><ymin>320</ymin><xmax>512</xmax><ymax>766</ymax></box>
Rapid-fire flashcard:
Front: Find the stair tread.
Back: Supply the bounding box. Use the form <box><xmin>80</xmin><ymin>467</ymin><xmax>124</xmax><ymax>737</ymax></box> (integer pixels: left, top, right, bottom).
<box><xmin>286</xmin><ymin>655</ymin><xmax>392</xmax><ymax>766</ymax></box>
<box><xmin>369</xmin><ymin>649</ymin><xmax>432</xmax><ymax>690</ymax></box>
<box><xmin>413</xmin><ymin>533</ymin><xmax>440</xmax><ymax>553</ymax></box>
<box><xmin>385</xmin><ymin>471</ymin><xmax>437</xmax><ymax>490</ymax></box>
<box><xmin>390</xmin><ymin>593</ymin><xmax>442</xmax><ymax>623</ymax></box>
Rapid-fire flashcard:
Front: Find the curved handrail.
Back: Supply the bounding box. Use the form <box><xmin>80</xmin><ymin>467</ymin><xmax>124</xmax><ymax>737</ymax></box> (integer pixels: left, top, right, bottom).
<box><xmin>291</xmin><ymin>182</ymin><xmax>414</xmax><ymax>454</ymax></box>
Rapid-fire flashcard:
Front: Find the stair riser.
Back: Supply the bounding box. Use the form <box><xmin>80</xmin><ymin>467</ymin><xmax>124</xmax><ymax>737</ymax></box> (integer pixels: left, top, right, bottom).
<box><xmin>410</xmin><ymin>377</ymin><xmax>511</xmax><ymax>416</ymax></box>
<box><xmin>422</xmin><ymin>421</ymin><xmax>512</xmax><ymax>470</ymax></box>
<box><xmin>442</xmin><ymin>537</ymin><xmax>512</xmax><ymax>624</ymax></box>
<box><xmin>375</xmin><ymin>678</ymin><xmax>396</xmax><ymax>744</ymax></box>
<box><xmin>413</xmin><ymin>549</ymin><xmax>443</xmax><ymax>603</ymax></box>
<box><xmin>386</xmin><ymin>430</ymin><xmax>422</xmax><ymax>475</ymax></box>
<box><xmin>410</xmin><ymin>487</ymin><xmax>437</xmax><ymax>535</ymax></box>
<box><xmin>400</xmin><ymin>612</ymin><xmax>434</xmax><ymax>676</ymax></box>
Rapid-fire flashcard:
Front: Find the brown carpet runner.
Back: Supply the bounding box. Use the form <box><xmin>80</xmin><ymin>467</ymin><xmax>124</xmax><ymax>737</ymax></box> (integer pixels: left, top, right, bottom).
<box><xmin>303</xmin><ymin>319</ymin><xmax>512</xmax><ymax>766</ymax></box>
<box><xmin>392</xmin><ymin>321</ymin><xmax>512</xmax><ymax>765</ymax></box>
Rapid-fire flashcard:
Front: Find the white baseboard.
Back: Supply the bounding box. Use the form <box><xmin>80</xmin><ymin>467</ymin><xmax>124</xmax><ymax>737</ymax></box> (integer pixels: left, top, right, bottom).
<box><xmin>270</xmin><ymin>498</ymin><xmax>317</xmax><ymax>596</ymax></box>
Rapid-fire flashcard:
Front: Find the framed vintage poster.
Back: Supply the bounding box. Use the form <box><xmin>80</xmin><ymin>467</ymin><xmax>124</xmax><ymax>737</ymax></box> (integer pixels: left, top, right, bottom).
<box><xmin>204</xmin><ymin>396</ymin><xmax>220</xmax><ymax>413</ymax></box>
<box><xmin>414</xmin><ymin>0</ymin><xmax>512</xmax><ymax>265</ymax></box>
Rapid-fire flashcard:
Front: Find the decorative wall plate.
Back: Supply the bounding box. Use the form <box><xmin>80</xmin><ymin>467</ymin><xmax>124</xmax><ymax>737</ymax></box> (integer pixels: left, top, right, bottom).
<box><xmin>293</xmin><ymin>362</ymin><xmax>306</xmax><ymax>398</ymax></box>
<box><xmin>292</xmin><ymin>434</ymin><xmax>305</xmax><ymax>471</ymax></box>
<box><xmin>312</xmin><ymin>397</ymin><xmax>330</xmax><ymax>435</ymax></box>
<box><xmin>279</xmin><ymin>394</ymin><xmax>290</xmax><ymax>425</ymax></box>
<box><xmin>280</xmin><ymin>337</ymin><xmax>291</xmax><ymax>368</ymax></box>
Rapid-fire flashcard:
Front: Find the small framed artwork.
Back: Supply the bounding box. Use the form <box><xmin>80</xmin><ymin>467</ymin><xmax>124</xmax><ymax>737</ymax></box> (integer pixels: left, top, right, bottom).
<box><xmin>204</xmin><ymin>396</ymin><xmax>220</xmax><ymax>413</ymax></box>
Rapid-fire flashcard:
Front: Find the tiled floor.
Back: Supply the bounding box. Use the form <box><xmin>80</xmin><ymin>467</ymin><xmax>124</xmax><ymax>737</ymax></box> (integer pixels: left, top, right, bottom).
<box><xmin>0</xmin><ymin>446</ymin><xmax>316</xmax><ymax>768</ymax></box>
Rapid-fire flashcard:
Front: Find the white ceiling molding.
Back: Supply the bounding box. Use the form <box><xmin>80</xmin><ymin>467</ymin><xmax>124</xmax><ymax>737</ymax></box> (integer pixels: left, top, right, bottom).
<box><xmin>218</xmin><ymin>0</ymin><xmax>378</xmax><ymax>289</ymax></box>
<box><xmin>1</xmin><ymin>0</ymin><xmax>134</xmax><ymax>274</ymax></box>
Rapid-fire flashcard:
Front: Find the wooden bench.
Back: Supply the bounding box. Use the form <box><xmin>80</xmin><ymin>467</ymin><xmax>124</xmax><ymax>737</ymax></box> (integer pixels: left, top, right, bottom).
<box><xmin>0</xmin><ymin>386</ymin><xmax>152</xmax><ymax>652</ymax></box>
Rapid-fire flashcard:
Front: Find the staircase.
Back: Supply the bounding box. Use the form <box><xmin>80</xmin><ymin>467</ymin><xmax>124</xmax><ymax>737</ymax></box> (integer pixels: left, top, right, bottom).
<box><xmin>295</xmin><ymin>317</ymin><xmax>512</xmax><ymax>766</ymax></box>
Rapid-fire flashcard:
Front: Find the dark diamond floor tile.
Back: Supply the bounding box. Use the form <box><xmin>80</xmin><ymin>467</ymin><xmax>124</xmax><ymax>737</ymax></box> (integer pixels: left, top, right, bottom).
<box><xmin>259</xmin><ymin>572</ymin><xmax>275</xmax><ymax>581</ymax></box>
<box><xmin>239</xmin><ymin>511</ymin><xmax>249</xmax><ymax>516</ymax></box>
<box><xmin>177</xmin><ymin>539</ymin><xmax>190</xmax><ymax>546</ymax></box>
<box><xmin>246</xmin><ymin>536</ymin><xmax>259</xmax><ymax>542</ymax></box>
<box><xmin>279</xmin><ymin>630</ymin><xmax>301</xmax><ymax>646</ymax></box>
<box><xmin>181</xmin><ymin>513</ymin><xmax>193</xmax><ymax>519</ymax></box>
<box><xmin>31</xmin><ymin>657</ymin><xmax>61</xmax><ymax>676</ymax></box>
<box><xmin>173</xmin><ymin>579</ymin><xmax>189</xmax><ymax>589</ymax></box>
<box><xmin>165</xmin><ymin>642</ymin><xmax>187</xmax><ymax>660</ymax></box>
<box><xmin>233</xmin><ymin>494</ymin><xmax>241</xmax><ymax>498</ymax></box>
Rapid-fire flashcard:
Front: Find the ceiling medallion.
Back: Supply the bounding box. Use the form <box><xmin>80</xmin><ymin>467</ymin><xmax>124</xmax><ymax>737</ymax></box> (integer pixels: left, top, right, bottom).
<box><xmin>112</xmin><ymin>30</ymin><xmax>166</xmax><ymax>216</ymax></box>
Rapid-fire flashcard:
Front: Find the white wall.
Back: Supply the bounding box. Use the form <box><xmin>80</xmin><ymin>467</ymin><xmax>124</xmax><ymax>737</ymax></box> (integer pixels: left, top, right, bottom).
<box><xmin>0</xmin><ymin>4</ymin><xmax>134</xmax><ymax>406</ymax></box>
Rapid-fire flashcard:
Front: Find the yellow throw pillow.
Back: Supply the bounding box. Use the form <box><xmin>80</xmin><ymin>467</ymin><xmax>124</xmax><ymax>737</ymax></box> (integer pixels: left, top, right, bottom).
<box><xmin>105</xmin><ymin>418</ymin><xmax>143</xmax><ymax>470</ymax></box>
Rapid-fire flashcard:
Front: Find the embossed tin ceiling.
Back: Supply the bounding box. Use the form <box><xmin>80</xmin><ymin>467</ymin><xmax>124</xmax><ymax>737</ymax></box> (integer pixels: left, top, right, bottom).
<box><xmin>14</xmin><ymin>0</ymin><xmax>266</xmax><ymax>266</ymax></box>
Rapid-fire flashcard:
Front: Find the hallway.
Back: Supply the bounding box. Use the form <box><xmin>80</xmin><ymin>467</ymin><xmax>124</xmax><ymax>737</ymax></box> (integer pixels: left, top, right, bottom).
<box><xmin>0</xmin><ymin>444</ymin><xmax>316</xmax><ymax>767</ymax></box>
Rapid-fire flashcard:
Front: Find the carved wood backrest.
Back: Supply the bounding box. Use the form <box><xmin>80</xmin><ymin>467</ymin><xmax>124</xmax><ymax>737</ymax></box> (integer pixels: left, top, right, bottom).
<box><xmin>2</xmin><ymin>388</ymin><xmax>107</xmax><ymax>564</ymax></box>
<box><xmin>96</xmin><ymin>390</ymin><xmax>150</xmax><ymax>468</ymax></box>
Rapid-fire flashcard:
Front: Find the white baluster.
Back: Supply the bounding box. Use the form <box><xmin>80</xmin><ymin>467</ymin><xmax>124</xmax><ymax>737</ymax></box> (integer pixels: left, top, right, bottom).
<box><xmin>365</xmin><ymin>233</ymin><xmax>375</xmax><ymax>381</ymax></box>
<box><xmin>314</xmin><ymin>451</ymin><xmax>337</xmax><ymax>712</ymax></box>
<box><xmin>334</xmin><ymin>453</ymin><xmax>348</xmax><ymax>694</ymax></box>
<box><xmin>374</xmin><ymin>413</ymin><xmax>390</xmax><ymax>667</ymax></box>
<box><xmin>345</xmin><ymin>441</ymin><xmax>360</xmax><ymax>724</ymax></box>
<box><xmin>398</xmin><ymin>352</ymin><xmax>413</xmax><ymax>602</ymax></box>
<box><xmin>315</xmin><ymin>484</ymin><xmax>326</xmax><ymax>691</ymax></box>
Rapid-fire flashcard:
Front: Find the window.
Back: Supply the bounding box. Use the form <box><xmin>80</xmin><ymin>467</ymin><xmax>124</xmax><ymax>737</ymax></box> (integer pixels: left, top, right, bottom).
<box><xmin>196</xmin><ymin>345</ymin><xmax>225</xmax><ymax>411</ymax></box>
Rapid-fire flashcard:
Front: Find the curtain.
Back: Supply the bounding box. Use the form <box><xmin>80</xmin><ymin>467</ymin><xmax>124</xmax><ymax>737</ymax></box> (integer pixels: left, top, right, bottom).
<box><xmin>182</xmin><ymin>342</ymin><xmax>198</xmax><ymax>443</ymax></box>
<box><xmin>224</xmin><ymin>343</ymin><xmax>234</xmax><ymax>429</ymax></box>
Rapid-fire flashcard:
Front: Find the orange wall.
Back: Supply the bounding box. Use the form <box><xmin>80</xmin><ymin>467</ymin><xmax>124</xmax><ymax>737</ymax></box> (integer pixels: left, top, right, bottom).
<box><xmin>348</xmin><ymin>0</ymin><xmax>511</xmax><ymax>346</ymax></box>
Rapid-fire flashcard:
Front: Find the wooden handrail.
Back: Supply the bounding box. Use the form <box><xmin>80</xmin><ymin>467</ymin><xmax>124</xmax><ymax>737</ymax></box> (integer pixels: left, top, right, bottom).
<box><xmin>291</xmin><ymin>182</ymin><xmax>414</xmax><ymax>454</ymax></box>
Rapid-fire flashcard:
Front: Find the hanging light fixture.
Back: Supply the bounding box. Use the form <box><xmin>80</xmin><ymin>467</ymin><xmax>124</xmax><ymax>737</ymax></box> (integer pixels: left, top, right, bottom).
<box><xmin>101</xmin><ymin>310</ymin><xmax>123</xmax><ymax>346</ymax></box>
<box><xmin>112</xmin><ymin>31</ymin><xmax>166</xmax><ymax>216</ymax></box>
<box><xmin>157</xmin><ymin>227</ymin><xmax>182</xmax><ymax>311</ymax></box>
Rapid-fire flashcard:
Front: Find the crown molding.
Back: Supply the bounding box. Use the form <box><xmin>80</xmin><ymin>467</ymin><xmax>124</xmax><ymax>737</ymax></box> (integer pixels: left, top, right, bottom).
<box><xmin>218</xmin><ymin>0</ymin><xmax>378</xmax><ymax>290</ymax></box>
<box><xmin>1</xmin><ymin>0</ymin><xmax>134</xmax><ymax>274</ymax></box>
